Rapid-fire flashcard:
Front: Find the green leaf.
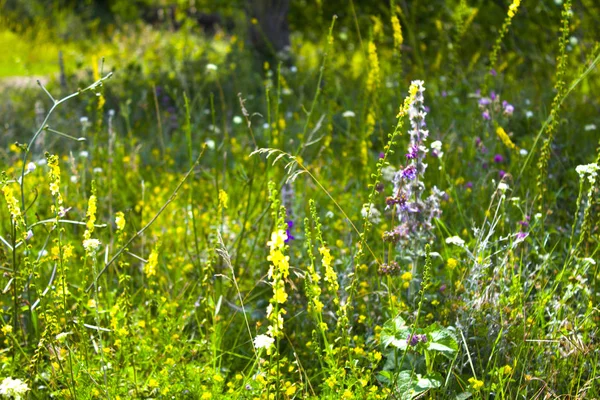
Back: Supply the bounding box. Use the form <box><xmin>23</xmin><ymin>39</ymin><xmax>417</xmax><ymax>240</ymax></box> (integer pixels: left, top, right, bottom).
<box><xmin>425</xmin><ymin>324</ymin><xmax>459</xmax><ymax>359</ymax></box>
<box><xmin>381</xmin><ymin>315</ymin><xmax>411</xmax><ymax>349</ymax></box>
<box><xmin>394</xmin><ymin>371</ymin><xmax>442</xmax><ymax>399</ymax></box>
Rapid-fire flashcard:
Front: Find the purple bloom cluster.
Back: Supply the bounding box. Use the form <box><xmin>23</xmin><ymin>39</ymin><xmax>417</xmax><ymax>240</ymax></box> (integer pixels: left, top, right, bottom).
<box><xmin>378</xmin><ymin>261</ymin><xmax>401</xmax><ymax>275</ymax></box>
<box><xmin>477</xmin><ymin>91</ymin><xmax>515</xmax><ymax>121</ymax></box>
<box><xmin>407</xmin><ymin>333</ymin><xmax>428</xmax><ymax>347</ymax></box>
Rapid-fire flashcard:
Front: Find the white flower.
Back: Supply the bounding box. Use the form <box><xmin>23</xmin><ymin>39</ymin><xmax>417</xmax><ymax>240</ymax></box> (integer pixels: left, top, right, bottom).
<box><xmin>290</xmin><ymin>66</ymin><xmax>298</xmax><ymax>73</ymax></box>
<box><xmin>79</xmin><ymin>151</ymin><xmax>89</xmax><ymax>158</ymax></box>
<box><xmin>70</xmin><ymin>176</ymin><xmax>78</xmax><ymax>183</ymax></box>
<box><xmin>325</xmin><ymin>211</ymin><xmax>334</xmax><ymax>219</ymax></box>
<box><xmin>36</xmin><ymin>158</ymin><xmax>47</xmax><ymax>166</ymax></box>
<box><xmin>205</xmin><ymin>139</ymin><xmax>216</xmax><ymax>150</ymax></box>
<box><xmin>0</xmin><ymin>377</ymin><xmax>30</xmax><ymax>399</ymax></box>
<box><xmin>381</xmin><ymin>166</ymin><xmax>397</xmax><ymax>182</ymax></box>
<box><xmin>93</xmin><ymin>167</ymin><xmax>103</xmax><ymax>174</ymax></box>
<box><xmin>80</xmin><ymin>116</ymin><xmax>90</xmax><ymax>128</ymax></box>
<box><xmin>361</xmin><ymin>203</ymin><xmax>382</xmax><ymax>225</ymax></box>
<box><xmin>206</xmin><ymin>63</ymin><xmax>218</xmax><ymax>71</ymax></box>
<box><xmin>498</xmin><ymin>182</ymin><xmax>509</xmax><ymax>192</ymax></box>
<box><xmin>233</xmin><ymin>116</ymin><xmax>243</xmax><ymax>125</ymax></box>
<box><xmin>26</xmin><ymin>162</ymin><xmax>36</xmax><ymax>173</ymax></box>
<box><xmin>262</xmin><ymin>122</ymin><xmax>270</xmax><ymax>129</ymax></box>
<box><xmin>525</xmin><ymin>110</ymin><xmax>533</xmax><ymax>118</ymax></box>
<box><xmin>584</xmin><ymin>124</ymin><xmax>597</xmax><ymax>131</ymax></box>
<box><xmin>25</xmin><ymin>230</ymin><xmax>33</xmax><ymax>241</ymax></box>
<box><xmin>519</xmin><ymin>149</ymin><xmax>528</xmax><ymax>156</ymax></box>
<box><xmin>575</xmin><ymin>163</ymin><xmax>599</xmax><ymax>183</ymax></box>
<box><xmin>83</xmin><ymin>238</ymin><xmax>101</xmax><ymax>252</ymax></box>
<box><xmin>253</xmin><ymin>334</ymin><xmax>275</xmax><ymax>350</ymax></box>
<box><xmin>582</xmin><ymin>257</ymin><xmax>596</xmax><ymax>265</ymax></box>
<box><xmin>445</xmin><ymin>236</ymin><xmax>465</xmax><ymax>246</ymax></box>
<box><xmin>342</xmin><ymin>110</ymin><xmax>356</xmax><ymax>118</ymax></box>
<box><xmin>430</xmin><ymin>140</ymin><xmax>442</xmax><ymax>151</ymax></box>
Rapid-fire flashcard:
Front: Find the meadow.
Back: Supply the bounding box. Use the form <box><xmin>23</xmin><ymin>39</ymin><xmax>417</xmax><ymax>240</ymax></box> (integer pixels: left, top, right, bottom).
<box><xmin>0</xmin><ymin>0</ymin><xmax>599</xmax><ymax>399</ymax></box>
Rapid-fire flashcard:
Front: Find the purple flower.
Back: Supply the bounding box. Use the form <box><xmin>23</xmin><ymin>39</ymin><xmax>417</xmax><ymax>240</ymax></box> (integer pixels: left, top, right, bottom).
<box><xmin>494</xmin><ymin>154</ymin><xmax>504</xmax><ymax>163</ymax></box>
<box><xmin>405</xmin><ymin>144</ymin><xmax>419</xmax><ymax>160</ymax></box>
<box><xmin>502</xmin><ymin>100</ymin><xmax>514</xmax><ymax>116</ymax></box>
<box><xmin>499</xmin><ymin>170</ymin><xmax>506</xmax><ymax>178</ymax></box>
<box><xmin>478</xmin><ymin>97</ymin><xmax>491</xmax><ymax>106</ymax></box>
<box><xmin>441</xmin><ymin>90</ymin><xmax>447</xmax><ymax>97</ymax></box>
<box><xmin>490</xmin><ymin>91</ymin><xmax>497</xmax><ymax>101</ymax></box>
<box><xmin>465</xmin><ymin>181</ymin><xmax>473</xmax><ymax>189</ymax></box>
<box><xmin>379</xmin><ymin>152</ymin><xmax>385</xmax><ymax>159</ymax></box>
<box><xmin>516</xmin><ymin>231</ymin><xmax>528</xmax><ymax>242</ymax></box>
<box><xmin>490</xmin><ymin>69</ymin><xmax>497</xmax><ymax>76</ymax></box>
<box><xmin>439</xmin><ymin>284</ymin><xmax>447</xmax><ymax>293</ymax></box>
<box><xmin>402</xmin><ymin>165</ymin><xmax>417</xmax><ymax>180</ymax></box>
<box><xmin>482</xmin><ymin>111</ymin><xmax>491</xmax><ymax>120</ymax></box>
<box><xmin>407</xmin><ymin>334</ymin><xmax>428</xmax><ymax>347</ymax></box>
<box><xmin>285</xmin><ymin>220</ymin><xmax>295</xmax><ymax>243</ymax></box>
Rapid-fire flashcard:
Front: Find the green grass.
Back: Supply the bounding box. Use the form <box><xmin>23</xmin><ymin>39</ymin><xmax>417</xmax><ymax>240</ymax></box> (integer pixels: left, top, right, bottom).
<box><xmin>0</xmin><ymin>1</ymin><xmax>599</xmax><ymax>399</ymax></box>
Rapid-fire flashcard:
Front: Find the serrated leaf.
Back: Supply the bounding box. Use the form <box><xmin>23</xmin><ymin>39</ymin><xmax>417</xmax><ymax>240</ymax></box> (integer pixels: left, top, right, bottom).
<box><xmin>425</xmin><ymin>324</ymin><xmax>459</xmax><ymax>359</ymax></box>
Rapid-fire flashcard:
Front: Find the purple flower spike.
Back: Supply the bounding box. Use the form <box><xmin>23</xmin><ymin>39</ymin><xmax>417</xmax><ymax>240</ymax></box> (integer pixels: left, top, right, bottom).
<box><xmin>405</xmin><ymin>144</ymin><xmax>419</xmax><ymax>160</ymax></box>
<box><xmin>285</xmin><ymin>220</ymin><xmax>295</xmax><ymax>243</ymax></box>
<box><xmin>490</xmin><ymin>91</ymin><xmax>497</xmax><ymax>101</ymax></box>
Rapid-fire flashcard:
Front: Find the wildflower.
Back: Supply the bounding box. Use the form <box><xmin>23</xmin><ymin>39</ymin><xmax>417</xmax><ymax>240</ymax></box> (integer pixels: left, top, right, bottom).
<box><xmin>401</xmin><ymin>165</ymin><xmax>417</xmax><ymax>180</ymax></box>
<box><xmin>233</xmin><ymin>116</ymin><xmax>243</xmax><ymax>125</ymax></box>
<box><xmin>26</xmin><ymin>162</ymin><xmax>36</xmax><ymax>173</ymax></box>
<box><xmin>482</xmin><ymin>110</ymin><xmax>491</xmax><ymax>120</ymax></box>
<box><xmin>0</xmin><ymin>377</ymin><xmax>30</xmax><ymax>399</ymax></box>
<box><xmin>525</xmin><ymin>110</ymin><xmax>534</xmax><ymax>118</ymax></box>
<box><xmin>319</xmin><ymin>245</ymin><xmax>338</xmax><ymax>292</ymax></box>
<box><xmin>575</xmin><ymin>163</ymin><xmax>599</xmax><ymax>183</ymax></box>
<box><xmin>145</xmin><ymin>247</ymin><xmax>159</xmax><ymax>277</ymax></box>
<box><xmin>498</xmin><ymin>182</ymin><xmax>509</xmax><ymax>192</ymax></box>
<box><xmin>253</xmin><ymin>334</ymin><xmax>275</xmax><ymax>350</ymax></box>
<box><xmin>284</xmin><ymin>220</ymin><xmax>295</xmax><ymax>243</ymax></box>
<box><xmin>515</xmin><ymin>231</ymin><xmax>528</xmax><ymax>242</ymax></box>
<box><xmin>115</xmin><ymin>211</ymin><xmax>126</xmax><ymax>231</ymax></box>
<box><xmin>361</xmin><ymin>203</ymin><xmax>382</xmax><ymax>224</ymax></box>
<box><xmin>342</xmin><ymin>110</ymin><xmax>356</xmax><ymax>118</ymax></box>
<box><xmin>499</xmin><ymin>169</ymin><xmax>506</xmax><ymax>178</ymax></box>
<box><xmin>430</xmin><ymin>140</ymin><xmax>443</xmax><ymax>158</ymax></box>
<box><xmin>1</xmin><ymin>183</ymin><xmax>22</xmax><ymax>224</ymax></box>
<box><xmin>378</xmin><ymin>261</ymin><xmax>401</xmax><ymax>275</ymax></box>
<box><xmin>366</xmin><ymin>41</ymin><xmax>380</xmax><ymax>93</ymax></box>
<box><xmin>478</xmin><ymin>97</ymin><xmax>491</xmax><ymax>106</ymax></box>
<box><xmin>446</xmin><ymin>258</ymin><xmax>458</xmax><ymax>269</ymax></box>
<box><xmin>391</xmin><ymin>14</ymin><xmax>403</xmax><ymax>51</ymax></box>
<box><xmin>83</xmin><ymin>238</ymin><xmax>101</xmax><ymax>253</ymax></box>
<box><xmin>406</xmin><ymin>333</ymin><xmax>427</xmax><ymax>346</ymax></box>
<box><xmin>507</xmin><ymin>0</ymin><xmax>520</xmax><ymax>18</ymax></box>
<box><xmin>584</xmin><ymin>124</ymin><xmax>597</xmax><ymax>131</ymax></box>
<box><xmin>496</xmin><ymin>126</ymin><xmax>518</xmax><ymax>150</ymax></box>
<box><xmin>405</xmin><ymin>144</ymin><xmax>419</xmax><ymax>159</ymax></box>
<box><xmin>494</xmin><ymin>154</ymin><xmax>504</xmax><ymax>163</ymax></box>
<box><xmin>502</xmin><ymin>100</ymin><xmax>514</xmax><ymax>116</ymax></box>
<box><xmin>205</xmin><ymin>139</ymin><xmax>215</xmax><ymax>150</ymax></box>
<box><xmin>445</xmin><ymin>236</ymin><xmax>465</xmax><ymax>246</ymax></box>
<box><xmin>468</xmin><ymin>377</ymin><xmax>484</xmax><ymax>390</ymax></box>
<box><xmin>206</xmin><ymin>63</ymin><xmax>218</xmax><ymax>71</ymax></box>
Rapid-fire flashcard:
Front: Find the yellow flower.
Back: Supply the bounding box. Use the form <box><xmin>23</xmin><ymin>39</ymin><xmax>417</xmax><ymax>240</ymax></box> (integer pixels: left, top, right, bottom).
<box><xmin>502</xmin><ymin>365</ymin><xmax>513</xmax><ymax>375</ymax></box>
<box><xmin>468</xmin><ymin>377</ymin><xmax>484</xmax><ymax>390</ymax></box>
<box><xmin>496</xmin><ymin>126</ymin><xmax>518</xmax><ymax>151</ymax></box>
<box><xmin>267</xmin><ymin>230</ymin><xmax>287</xmax><ymax>250</ymax></box>
<box><xmin>447</xmin><ymin>258</ymin><xmax>458</xmax><ymax>269</ymax></box>
<box><xmin>115</xmin><ymin>211</ymin><xmax>126</xmax><ymax>231</ymax></box>
<box><xmin>401</xmin><ymin>271</ymin><xmax>412</xmax><ymax>281</ymax></box>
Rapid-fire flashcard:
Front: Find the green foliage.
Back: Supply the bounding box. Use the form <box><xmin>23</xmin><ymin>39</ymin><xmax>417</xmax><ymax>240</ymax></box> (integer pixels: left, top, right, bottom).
<box><xmin>0</xmin><ymin>1</ymin><xmax>600</xmax><ymax>399</ymax></box>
